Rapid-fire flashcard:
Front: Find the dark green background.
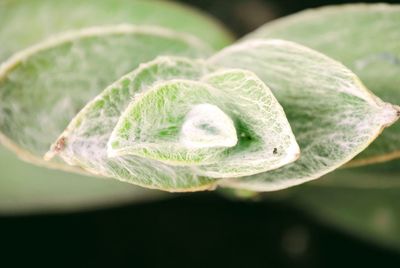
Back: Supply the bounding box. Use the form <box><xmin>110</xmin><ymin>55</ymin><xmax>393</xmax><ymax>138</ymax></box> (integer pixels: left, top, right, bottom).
<box><xmin>1</xmin><ymin>1</ymin><xmax>400</xmax><ymax>267</ymax></box>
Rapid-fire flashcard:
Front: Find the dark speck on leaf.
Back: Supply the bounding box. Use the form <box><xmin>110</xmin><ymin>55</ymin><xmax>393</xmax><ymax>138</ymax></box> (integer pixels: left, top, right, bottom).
<box><xmin>273</xmin><ymin>148</ymin><xmax>278</xmax><ymax>154</ymax></box>
<box><xmin>54</xmin><ymin>137</ymin><xmax>66</xmax><ymax>152</ymax></box>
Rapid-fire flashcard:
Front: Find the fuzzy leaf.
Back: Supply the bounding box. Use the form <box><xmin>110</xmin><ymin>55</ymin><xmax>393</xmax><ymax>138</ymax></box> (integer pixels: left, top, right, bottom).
<box><xmin>246</xmin><ymin>4</ymin><xmax>400</xmax><ymax>166</ymax></box>
<box><xmin>50</xmin><ymin>57</ymin><xmax>299</xmax><ymax>190</ymax></box>
<box><xmin>0</xmin><ymin>25</ymin><xmax>212</xmax><ymax>174</ymax></box>
<box><xmin>193</xmin><ymin>69</ymin><xmax>300</xmax><ymax>178</ymax></box>
<box><xmin>110</xmin><ymin>69</ymin><xmax>299</xmax><ymax>177</ymax></box>
<box><xmin>209</xmin><ymin>39</ymin><xmax>399</xmax><ymax>191</ymax></box>
<box><xmin>47</xmin><ymin>57</ymin><xmax>215</xmax><ymax>191</ymax></box>
<box><xmin>0</xmin><ymin>0</ymin><xmax>235</xmax><ymax>209</ymax></box>
<box><xmin>108</xmin><ymin>80</ymin><xmax>235</xmax><ymax>166</ymax></box>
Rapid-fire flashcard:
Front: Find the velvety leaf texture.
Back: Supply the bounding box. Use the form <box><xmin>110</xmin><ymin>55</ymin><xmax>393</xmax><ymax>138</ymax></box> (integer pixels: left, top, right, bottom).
<box><xmin>0</xmin><ymin>0</ymin><xmax>234</xmax><ymax>213</ymax></box>
<box><xmin>48</xmin><ymin>57</ymin><xmax>299</xmax><ymax>191</ymax></box>
<box><xmin>0</xmin><ymin>25</ymin><xmax>212</xmax><ymax>172</ymax></box>
<box><xmin>209</xmin><ymin>39</ymin><xmax>399</xmax><ymax>191</ymax></box>
<box><xmin>1</xmin><ymin>2</ymin><xmax>399</xmax><ymax>195</ymax></box>
<box><xmin>246</xmin><ymin>4</ymin><xmax>400</xmax><ymax>166</ymax></box>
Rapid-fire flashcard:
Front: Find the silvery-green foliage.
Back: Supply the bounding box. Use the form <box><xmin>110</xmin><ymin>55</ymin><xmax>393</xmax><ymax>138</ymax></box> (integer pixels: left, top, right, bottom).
<box><xmin>246</xmin><ymin>4</ymin><xmax>400</xmax><ymax>167</ymax></box>
<box><xmin>0</xmin><ymin>0</ymin><xmax>233</xmax><ymax>62</ymax></box>
<box><xmin>244</xmin><ymin>3</ymin><xmax>400</xmax><ymax>251</ymax></box>
<box><xmin>208</xmin><ymin>39</ymin><xmax>399</xmax><ymax>191</ymax></box>
<box><xmin>0</xmin><ymin>0</ymin><xmax>233</xmax><ymax>213</ymax></box>
<box><xmin>46</xmin><ymin>57</ymin><xmax>299</xmax><ymax>191</ymax></box>
<box><xmin>0</xmin><ymin>2</ymin><xmax>399</xmax><ymax>194</ymax></box>
<box><xmin>0</xmin><ymin>25</ymin><xmax>213</xmax><ymax>174</ymax></box>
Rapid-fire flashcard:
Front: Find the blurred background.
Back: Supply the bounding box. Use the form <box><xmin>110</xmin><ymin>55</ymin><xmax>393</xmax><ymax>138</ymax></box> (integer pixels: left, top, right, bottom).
<box><xmin>1</xmin><ymin>0</ymin><xmax>400</xmax><ymax>267</ymax></box>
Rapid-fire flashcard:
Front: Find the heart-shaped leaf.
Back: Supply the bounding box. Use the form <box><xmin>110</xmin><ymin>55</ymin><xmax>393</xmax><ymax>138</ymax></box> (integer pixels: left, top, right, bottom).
<box><xmin>209</xmin><ymin>39</ymin><xmax>399</xmax><ymax>191</ymax></box>
<box><xmin>246</xmin><ymin>4</ymin><xmax>400</xmax><ymax>167</ymax></box>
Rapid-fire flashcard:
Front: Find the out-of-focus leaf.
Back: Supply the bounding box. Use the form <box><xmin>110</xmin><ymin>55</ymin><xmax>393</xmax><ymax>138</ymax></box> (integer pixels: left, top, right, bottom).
<box><xmin>312</xmin><ymin>160</ymin><xmax>400</xmax><ymax>189</ymax></box>
<box><xmin>284</xmin><ymin>185</ymin><xmax>400</xmax><ymax>250</ymax></box>
<box><xmin>209</xmin><ymin>39</ymin><xmax>399</xmax><ymax>191</ymax></box>
<box><xmin>246</xmin><ymin>4</ymin><xmax>400</xmax><ymax>166</ymax></box>
<box><xmin>0</xmin><ymin>146</ymin><xmax>165</xmax><ymax>215</ymax></box>
<box><xmin>0</xmin><ymin>0</ymin><xmax>234</xmax><ymax>61</ymax></box>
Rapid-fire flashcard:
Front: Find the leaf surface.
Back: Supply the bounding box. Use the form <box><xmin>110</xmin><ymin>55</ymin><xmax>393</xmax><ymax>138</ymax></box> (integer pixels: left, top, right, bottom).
<box><xmin>51</xmin><ymin>57</ymin><xmax>299</xmax><ymax>190</ymax></box>
<box><xmin>0</xmin><ymin>0</ymin><xmax>233</xmax><ymax>61</ymax></box>
<box><xmin>0</xmin><ymin>25</ymin><xmax>212</xmax><ymax>172</ymax></box>
<box><xmin>47</xmin><ymin>57</ymin><xmax>216</xmax><ymax>191</ymax></box>
<box><xmin>209</xmin><ymin>39</ymin><xmax>399</xmax><ymax>191</ymax></box>
<box><xmin>246</xmin><ymin>4</ymin><xmax>400</xmax><ymax>166</ymax></box>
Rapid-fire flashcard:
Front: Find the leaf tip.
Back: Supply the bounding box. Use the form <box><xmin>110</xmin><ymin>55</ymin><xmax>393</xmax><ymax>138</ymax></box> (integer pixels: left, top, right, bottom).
<box><xmin>381</xmin><ymin>103</ymin><xmax>400</xmax><ymax>128</ymax></box>
<box><xmin>44</xmin><ymin>136</ymin><xmax>66</xmax><ymax>161</ymax></box>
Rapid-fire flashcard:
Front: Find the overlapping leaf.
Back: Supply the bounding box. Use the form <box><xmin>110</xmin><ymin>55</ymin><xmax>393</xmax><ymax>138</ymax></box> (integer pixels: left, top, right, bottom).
<box><xmin>209</xmin><ymin>39</ymin><xmax>399</xmax><ymax>191</ymax></box>
<box><xmin>0</xmin><ymin>0</ymin><xmax>234</xmax><ymax>213</ymax></box>
<box><xmin>246</xmin><ymin>4</ymin><xmax>400</xmax><ymax>166</ymax></box>
<box><xmin>241</xmin><ymin>4</ymin><xmax>400</xmax><ymax>249</ymax></box>
<box><xmin>47</xmin><ymin>57</ymin><xmax>299</xmax><ymax>191</ymax></box>
<box><xmin>0</xmin><ymin>25</ymin><xmax>212</xmax><ymax>172</ymax></box>
<box><xmin>1</xmin><ymin>2</ymin><xmax>399</xmax><ymax>194</ymax></box>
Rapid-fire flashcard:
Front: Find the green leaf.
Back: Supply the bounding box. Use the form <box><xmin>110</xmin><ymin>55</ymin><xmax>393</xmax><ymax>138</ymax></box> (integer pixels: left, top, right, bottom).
<box><xmin>245</xmin><ymin>4</ymin><xmax>400</xmax><ymax>166</ymax></box>
<box><xmin>109</xmin><ymin>80</ymin><xmax>235</xmax><ymax>166</ymax></box>
<box><xmin>0</xmin><ymin>0</ymin><xmax>235</xmax><ymax>211</ymax></box>
<box><xmin>284</xmin><ymin>185</ymin><xmax>400</xmax><ymax>251</ymax></box>
<box><xmin>3</xmin><ymin>1</ymin><xmax>398</xmax><ymax>195</ymax></box>
<box><xmin>194</xmin><ymin>69</ymin><xmax>300</xmax><ymax>178</ymax></box>
<box><xmin>0</xmin><ymin>25</ymin><xmax>212</xmax><ymax>173</ymax></box>
<box><xmin>49</xmin><ymin>57</ymin><xmax>299</xmax><ymax>191</ymax></box>
<box><xmin>46</xmin><ymin>57</ymin><xmax>216</xmax><ymax>192</ymax></box>
<box><xmin>311</xmin><ymin>160</ymin><xmax>400</xmax><ymax>189</ymax></box>
<box><xmin>0</xmin><ymin>0</ymin><xmax>234</xmax><ymax>61</ymax></box>
<box><xmin>210</xmin><ymin>39</ymin><xmax>399</xmax><ymax>191</ymax></box>
<box><xmin>0</xmin><ymin>146</ymin><xmax>165</xmax><ymax>215</ymax></box>
<box><xmin>287</xmin><ymin>161</ymin><xmax>400</xmax><ymax>250</ymax></box>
